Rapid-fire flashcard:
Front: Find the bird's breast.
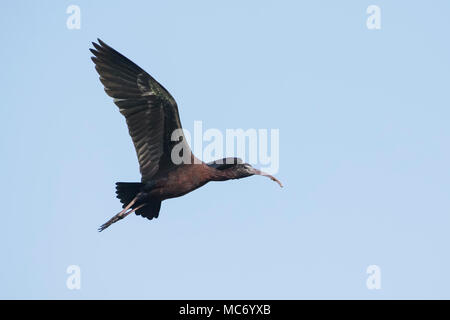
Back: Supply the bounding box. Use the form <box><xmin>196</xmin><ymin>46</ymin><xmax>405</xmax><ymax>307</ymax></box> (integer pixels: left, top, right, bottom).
<box><xmin>151</xmin><ymin>164</ymin><xmax>211</xmax><ymax>200</ymax></box>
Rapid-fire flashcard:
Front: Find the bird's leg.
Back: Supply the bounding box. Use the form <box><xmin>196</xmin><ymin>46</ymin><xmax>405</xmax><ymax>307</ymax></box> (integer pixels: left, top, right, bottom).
<box><xmin>116</xmin><ymin>197</ymin><xmax>137</xmax><ymax>217</ymax></box>
<box><xmin>118</xmin><ymin>203</ymin><xmax>146</xmax><ymax>220</ymax></box>
<box><xmin>98</xmin><ymin>196</ymin><xmax>139</xmax><ymax>232</ymax></box>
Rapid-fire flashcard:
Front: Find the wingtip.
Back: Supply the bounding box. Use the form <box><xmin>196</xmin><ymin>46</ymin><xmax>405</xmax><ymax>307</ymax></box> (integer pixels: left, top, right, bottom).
<box><xmin>93</xmin><ymin>38</ymin><xmax>103</xmax><ymax>46</ymax></box>
<box><xmin>97</xmin><ymin>38</ymin><xmax>108</xmax><ymax>48</ymax></box>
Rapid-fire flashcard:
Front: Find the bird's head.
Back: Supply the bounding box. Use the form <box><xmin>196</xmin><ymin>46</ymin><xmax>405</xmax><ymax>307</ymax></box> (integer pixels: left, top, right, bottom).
<box><xmin>233</xmin><ymin>163</ymin><xmax>283</xmax><ymax>188</ymax></box>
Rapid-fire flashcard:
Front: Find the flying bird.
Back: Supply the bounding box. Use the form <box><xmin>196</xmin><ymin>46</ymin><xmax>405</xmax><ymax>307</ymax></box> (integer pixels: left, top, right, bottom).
<box><xmin>90</xmin><ymin>39</ymin><xmax>283</xmax><ymax>231</ymax></box>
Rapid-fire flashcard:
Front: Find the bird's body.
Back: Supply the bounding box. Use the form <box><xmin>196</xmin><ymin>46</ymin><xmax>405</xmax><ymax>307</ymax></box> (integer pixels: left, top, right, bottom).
<box><xmin>90</xmin><ymin>39</ymin><xmax>282</xmax><ymax>231</ymax></box>
<box><xmin>146</xmin><ymin>163</ymin><xmax>214</xmax><ymax>200</ymax></box>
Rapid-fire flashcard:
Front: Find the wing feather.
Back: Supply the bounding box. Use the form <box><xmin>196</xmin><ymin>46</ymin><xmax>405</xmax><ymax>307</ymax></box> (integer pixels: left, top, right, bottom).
<box><xmin>90</xmin><ymin>39</ymin><xmax>192</xmax><ymax>181</ymax></box>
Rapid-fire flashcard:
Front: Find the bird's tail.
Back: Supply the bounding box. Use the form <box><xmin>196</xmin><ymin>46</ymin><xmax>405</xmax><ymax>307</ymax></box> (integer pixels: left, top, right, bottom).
<box><xmin>98</xmin><ymin>182</ymin><xmax>145</xmax><ymax>232</ymax></box>
<box><xmin>115</xmin><ymin>182</ymin><xmax>143</xmax><ymax>206</ymax></box>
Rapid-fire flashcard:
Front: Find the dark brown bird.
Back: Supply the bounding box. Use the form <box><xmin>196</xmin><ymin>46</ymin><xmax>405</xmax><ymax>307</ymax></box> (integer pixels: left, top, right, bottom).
<box><xmin>90</xmin><ymin>39</ymin><xmax>283</xmax><ymax>231</ymax></box>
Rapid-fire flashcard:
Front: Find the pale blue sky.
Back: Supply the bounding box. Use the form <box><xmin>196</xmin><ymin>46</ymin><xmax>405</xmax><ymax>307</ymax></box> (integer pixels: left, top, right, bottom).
<box><xmin>1</xmin><ymin>0</ymin><xmax>450</xmax><ymax>299</ymax></box>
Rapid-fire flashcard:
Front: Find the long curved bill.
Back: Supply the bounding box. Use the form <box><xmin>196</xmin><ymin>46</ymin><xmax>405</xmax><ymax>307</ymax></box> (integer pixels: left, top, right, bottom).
<box><xmin>253</xmin><ymin>169</ymin><xmax>283</xmax><ymax>188</ymax></box>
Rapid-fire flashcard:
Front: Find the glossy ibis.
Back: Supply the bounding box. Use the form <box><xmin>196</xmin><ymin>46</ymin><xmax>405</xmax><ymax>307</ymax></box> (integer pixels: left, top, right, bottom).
<box><xmin>90</xmin><ymin>39</ymin><xmax>283</xmax><ymax>231</ymax></box>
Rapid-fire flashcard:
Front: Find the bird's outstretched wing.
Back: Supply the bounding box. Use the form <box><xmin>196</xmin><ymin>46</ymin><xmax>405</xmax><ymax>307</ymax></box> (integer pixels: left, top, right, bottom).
<box><xmin>90</xmin><ymin>39</ymin><xmax>192</xmax><ymax>181</ymax></box>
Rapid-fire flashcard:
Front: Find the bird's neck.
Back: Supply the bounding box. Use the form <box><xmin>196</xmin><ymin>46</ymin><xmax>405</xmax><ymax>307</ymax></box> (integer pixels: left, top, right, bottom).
<box><xmin>207</xmin><ymin>167</ymin><xmax>238</xmax><ymax>182</ymax></box>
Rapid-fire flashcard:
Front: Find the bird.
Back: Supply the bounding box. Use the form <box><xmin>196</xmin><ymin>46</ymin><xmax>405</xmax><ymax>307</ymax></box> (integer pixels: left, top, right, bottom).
<box><xmin>90</xmin><ymin>39</ymin><xmax>283</xmax><ymax>231</ymax></box>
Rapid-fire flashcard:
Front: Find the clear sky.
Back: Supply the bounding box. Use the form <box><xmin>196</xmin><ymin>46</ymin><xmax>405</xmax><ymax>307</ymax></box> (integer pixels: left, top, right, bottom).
<box><xmin>1</xmin><ymin>0</ymin><xmax>450</xmax><ymax>299</ymax></box>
